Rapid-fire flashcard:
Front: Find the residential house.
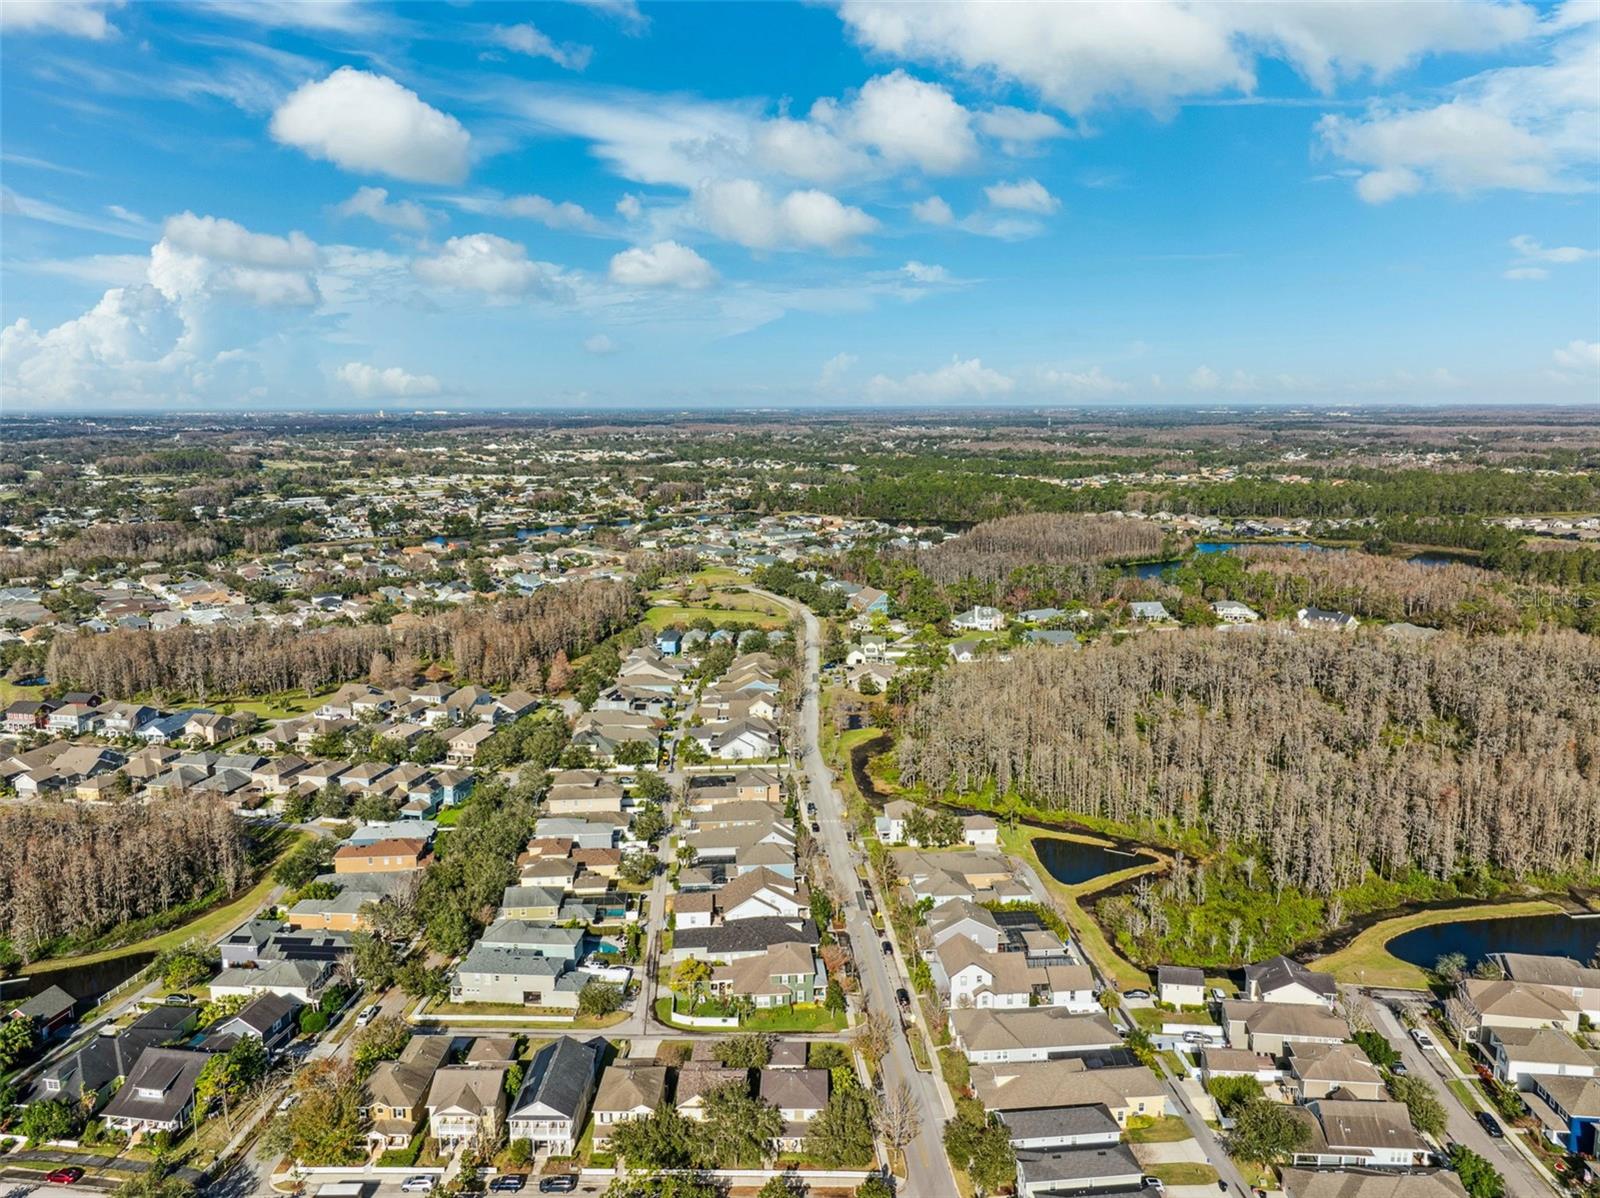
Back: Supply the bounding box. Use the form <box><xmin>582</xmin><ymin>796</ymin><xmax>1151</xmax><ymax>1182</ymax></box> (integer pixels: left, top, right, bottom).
<box><xmin>8</xmin><ymin>985</ymin><xmax>77</xmax><ymax>1039</ymax></box>
<box><xmin>1243</xmin><ymin>956</ymin><xmax>1339</xmax><ymax>1007</ymax></box>
<box><xmin>332</xmin><ymin>837</ymin><xmax>429</xmax><ymax>874</ymax></box>
<box><xmin>426</xmin><ymin>1066</ymin><xmax>509</xmax><ymax>1149</ymax></box>
<box><xmin>366</xmin><ymin>1035</ymin><xmax>453</xmax><ymax>1148</ymax></box>
<box><xmin>100</xmin><ymin>1047</ymin><xmax>209</xmax><ymax>1136</ymax></box>
<box><xmin>1448</xmin><ymin>978</ymin><xmax>1581</xmax><ymax>1042</ymax></box>
<box><xmin>939</xmin><ymin>935</ymin><xmax>1040</xmax><ymax>1009</ymax></box>
<box><xmin>508</xmin><ymin>1036</ymin><xmax>601</xmax><ymax>1155</ymax></box>
<box><xmin>1484</xmin><ymin>1025</ymin><xmax>1600</xmax><ymax>1088</ymax></box>
<box><xmin>1297</xmin><ymin>607</ymin><xmax>1359</xmax><ymax>632</ymax></box>
<box><xmin>669</xmin><ymin>917</ymin><xmax>819</xmax><ymax>966</ymax></box>
<box><xmin>1211</xmin><ymin>600</ymin><xmax>1260</xmax><ymax>624</ymax></box>
<box><xmin>1490</xmin><ymin>953</ymin><xmax>1600</xmax><ymax>1024</ymax></box>
<box><xmin>1524</xmin><ymin>1073</ymin><xmax>1600</xmax><ymax>1155</ymax></box>
<box><xmin>971</xmin><ymin>1060</ymin><xmax>1166</xmax><ymax>1128</ymax></box>
<box><xmin>591</xmin><ymin>1064</ymin><xmax>668</xmax><ymax>1144</ymax></box>
<box><xmin>1288</xmin><ymin>1099</ymin><xmax>1430</xmax><ymax>1169</ymax></box>
<box><xmin>997</xmin><ymin>1105</ymin><xmax>1122</xmax><ymax>1152</ymax></box>
<box><xmin>677</xmin><ymin>1065</ymin><xmax>747</xmax><ymax>1122</ymax></box>
<box><xmin>1014</xmin><ymin>1145</ymin><xmax>1145</xmax><ymax>1198</ymax></box>
<box><xmin>1279</xmin><ymin>1169</ymin><xmax>1469</xmax><ymax>1198</ymax></box>
<box><xmin>951</xmin><ymin>1009</ymin><xmax>1121</xmax><ymax>1065</ymax></box>
<box><xmin>208</xmin><ymin>959</ymin><xmax>329</xmax><ymax>1004</ymax></box>
<box><xmin>952</xmin><ymin>606</ymin><xmax>1005</xmax><ymax>632</ymax></box>
<box><xmin>927</xmin><ymin>899</ymin><xmax>1004</xmax><ymax>954</ymax></box>
<box><xmin>1130</xmin><ymin>601</ymin><xmax>1172</xmax><ymax>622</ymax></box>
<box><xmin>446</xmin><ymin>724</ymin><xmax>496</xmax><ymax>764</ymax></box>
<box><xmin>1286</xmin><ymin>1041</ymin><xmax>1386</xmax><ymax>1101</ymax></box>
<box><xmin>759</xmin><ymin>1068</ymin><xmax>829</xmax><ymax>1152</ymax></box>
<box><xmin>200</xmin><ymin>992</ymin><xmax>301</xmax><ymax>1058</ymax></box>
<box><xmin>1157</xmin><ymin>965</ymin><xmax>1206</xmax><ymax>1008</ymax></box>
<box><xmin>710</xmin><ymin>942</ymin><xmax>823</xmax><ymax>1008</ymax></box>
<box><xmin>1222</xmin><ymin>1001</ymin><xmax>1350</xmax><ymax>1056</ymax></box>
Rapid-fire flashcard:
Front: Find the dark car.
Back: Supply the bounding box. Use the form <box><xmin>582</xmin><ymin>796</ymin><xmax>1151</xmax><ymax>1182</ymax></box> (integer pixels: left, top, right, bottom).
<box><xmin>538</xmin><ymin>1177</ymin><xmax>578</xmax><ymax>1194</ymax></box>
<box><xmin>1391</xmin><ymin>1060</ymin><xmax>1408</xmax><ymax>1077</ymax></box>
<box><xmin>881</xmin><ymin>940</ymin><xmax>893</xmax><ymax>955</ymax></box>
<box><xmin>895</xmin><ymin>987</ymin><xmax>910</xmax><ymax>1008</ymax></box>
<box><xmin>489</xmin><ymin>1176</ymin><xmax>526</xmax><ymax>1192</ymax></box>
<box><xmin>44</xmin><ymin>1168</ymin><xmax>84</xmax><ymax>1185</ymax></box>
<box><xmin>1123</xmin><ymin>988</ymin><xmax>1151</xmax><ymax>1000</ymax></box>
<box><xmin>810</xmin><ymin>821</ymin><xmax>820</xmax><ymax>833</ymax></box>
<box><xmin>1476</xmin><ymin>1111</ymin><xmax>1504</xmax><ymax>1138</ymax></box>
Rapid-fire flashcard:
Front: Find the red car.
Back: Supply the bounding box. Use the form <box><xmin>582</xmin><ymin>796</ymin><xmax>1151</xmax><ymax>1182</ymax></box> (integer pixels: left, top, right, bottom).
<box><xmin>44</xmin><ymin>1167</ymin><xmax>84</xmax><ymax>1184</ymax></box>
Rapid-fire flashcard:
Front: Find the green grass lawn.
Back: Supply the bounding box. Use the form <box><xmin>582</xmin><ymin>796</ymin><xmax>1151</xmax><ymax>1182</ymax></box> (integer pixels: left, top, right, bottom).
<box><xmin>652</xmin><ymin>996</ymin><xmax>844</xmax><ymax>1033</ymax></box>
<box><xmin>1312</xmin><ymin>898</ymin><xmax>1562</xmax><ymax>988</ymax></box>
<box><xmin>643</xmin><ymin>604</ymin><xmax>785</xmax><ymax>630</ymax></box>
<box><xmin>1149</xmin><ymin>1162</ymin><xmax>1219</xmax><ymax>1185</ymax></box>
<box><xmin>939</xmin><ymin>1048</ymin><xmax>970</xmax><ymax>1093</ymax></box>
<box><xmin>1124</xmin><ymin>1114</ymin><xmax>1194</xmax><ymax>1144</ymax></box>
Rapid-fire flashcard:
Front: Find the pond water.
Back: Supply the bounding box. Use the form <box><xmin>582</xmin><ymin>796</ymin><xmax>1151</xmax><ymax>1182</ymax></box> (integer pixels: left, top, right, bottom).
<box><xmin>1035</xmin><ymin>836</ymin><xmax>1152</xmax><ymax>886</ymax></box>
<box><xmin>1407</xmin><ymin>551</ymin><xmax>1476</xmax><ymax>568</ymax></box>
<box><xmin>1127</xmin><ymin>541</ymin><xmax>1340</xmax><ymax>579</ymax></box>
<box><xmin>1388</xmin><ymin>912</ymin><xmax>1600</xmax><ymax>971</ymax></box>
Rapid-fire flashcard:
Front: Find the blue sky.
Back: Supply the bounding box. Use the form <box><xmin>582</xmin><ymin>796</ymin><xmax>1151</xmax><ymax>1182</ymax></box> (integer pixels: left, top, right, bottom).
<box><xmin>2</xmin><ymin>0</ymin><xmax>1597</xmax><ymax>411</ymax></box>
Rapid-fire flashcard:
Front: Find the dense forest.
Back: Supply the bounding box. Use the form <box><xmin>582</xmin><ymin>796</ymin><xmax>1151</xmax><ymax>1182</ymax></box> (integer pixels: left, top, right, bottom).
<box><xmin>0</xmin><ymin>800</ymin><xmax>250</xmax><ymax>962</ymax></box>
<box><xmin>898</xmin><ymin>631</ymin><xmax>1600</xmax><ymax>903</ymax></box>
<box><xmin>912</xmin><ymin>514</ymin><xmax>1168</xmax><ymax>585</ymax></box>
<box><xmin>46</xmin><ymin>579</ymin><xmax>638</xmax><ymax>699</ymax></box>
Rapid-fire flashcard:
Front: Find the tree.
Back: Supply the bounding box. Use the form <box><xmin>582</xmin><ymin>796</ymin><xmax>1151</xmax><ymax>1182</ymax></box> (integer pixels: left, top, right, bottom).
<box><xmin>197</xmin><ymin>993</ymin><xmax>248</xmax><ymax>1028</ymax></box>
<box><xmin>854</xmin><ymin>1007</ymin><xmax>892</xmax><ymax>1070</ymax></box>
<box><xmin>114</xmin><ymin>1176</ymin><xmax>196</xmax><ymax>1198</ymax></box>
<box><xmin>396</xmin><ymin>958</ymin><xmax>450</xmax><ymax>1002</ymax></box>
<box><xmin>1449</xmin><ymin>1144</ymin><xmax>1506</xmax><ymax>1198</ymax></box>
<box><xmin>411</xmin><ymin>731</ymin><xmax>446</xmax><ymax>765</ymax></box>
<box><xmin>299</xmin><ymin>1008</ymin><xmax>328</xmax><ymax>1035</ymax></box>
<box><xmin>267</xmin><ymin>1059</ymin><xmax>367</xmax><ymax>1165</ymax></box>
<box><xmin>579</xmin><ymin>981</ymin><xmax>623</xmax><ymax>1017</ymax></box>
<box><xmin>876</xmin><ymin>1081</ymin><xmax>922</xmax><ymax>1168</ymax></box>
<box><xmin>670</xmin><ymin>958</ymin><xmax>712</xmax><ymax>1009</ymax></box>
<box><xmin>602</xmin><ymin>1172</ymin><xmax>716</xmax><ymax>1198</ymax></box>
<box><xmin>352</xmin><ymin>1015</ymin><xmax>411</xmax><ymax>1078</ymax></box>
<box><xmin>1389</xmin><ymin>1073</ymin><xmax>1448</xmax><ymax>1138</ymax></box>
<box><xmin>609</xmin><ymin>1102</ymin><xmax>694</xmax><ymax>1168</ymax></box>
<box><xmin>350</xmin><ymin>931</ymin><xmax>401</xmax><ymax>990</ymax></box>
<box><xmin>825</xmin><ymin>977</ymin><xmax>846</xmax><ymax>1015</ymax></box>
<box><xmin>1434</xmin><ymin>952</ymin><xmax>1469</xmax><ymax>984</ymax></box>
<box><xmin>1223</xmin><ymin>1096</ymin><xmax>1308</xmax><ymax>1164</ymax></box>
<box><xmin>631</xmin><ymin>801</ymin><xmax>667</xmax><ymax>843</ymax></box>
<box><xmin>20</xmin><ymin>1096</ymin><xmax>81</xmax><ymax>1144</ymax></box>
<box><xmin>632</xmin><ymin>772</ymin><xmax>671</xmax><ymax>803</ymax></box>
<box><xmin>716</xmin><ymin>1033</ymin><xmax>774</xmax><ymax>1069</ymax></box>
<box><xmin>196</xmin><ymin>1035</ymin><xmax>267</xmax><ymax>1124</ymax></box>
<box><xmin>274</xmin><ymin>837</ymin><xmax>336</xmax><ymax>888</ymax></box>
<box><xmin>1353</xmin><ymin>1030</ymin><xmax>1400</xmax><ymax>1071</ymax></box>
<box><xmin>697</xmin><ymin>1082</ymin><xmax>782</xmax><ymax>1168</ymax></box>
<box><xmin>810</xmin><ymin>889</ymin><xmax>835</xmax><ymax>935</ymax></box>
<box><xmin>0</xmin><ymin>1015</ymin><xmax>37</xmax><ymax>1072</ymax></box>
<box><xmin>619</xmin><ymin>852</ymin><xmax>656</xmax><ymax>886</ymax></box>
<box><xmin>153</xmin><ymin>944</ymin><xmax>215</xmax><ymax>990</ymax></box>
<box><xmin>856</xmin><ymin>1179</ymin><xmax>895</xmax><ymax>1198</ymax></box>
<box><xmin>944</xmin><ymin>1105</ymin><xmax>1015</xmax><ymax>1197</ymax></box>
<box><xmin>808</xmin><ymin>1081</ymin><xmax>875</xmax><ymax>1166</ymax></box>
<box><xmin>615</xmin><ymin>740</ymin><xmax>654</xmax><ymax>766</ymax></box>
<box><xmin>1206</xmin><ymin>1074</ymin><xmax>1263</xmax><ymax>1117</ymax></box>
<box><xmin>757</xmin><ymin>1176</ymin><xmax>801</xmax><ymax>1198</ymax></box>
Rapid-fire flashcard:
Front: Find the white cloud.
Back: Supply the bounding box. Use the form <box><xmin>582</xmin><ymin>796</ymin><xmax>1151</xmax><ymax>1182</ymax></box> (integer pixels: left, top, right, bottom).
<box><xmin>819</xmin><ymin>352</ymin><xmax>858</xmax><ymax>388</ymax></box>
<box><xmin>1039</xmin><ymin>365</ymin><xmax>1130</xmax><ymax>395</ymax></box>
<box><xmin>490</xmin><ymin>23</ymin><xmax>592</xmax><ymax>71</ymax></box>
<box><xmin>1188</xmin><ymin>365</ymin><xmax>1221</xmax><ymax>391</ymax></box>
<box><xmin>984</xmin><ymin>177</ymin><xmax>1060</xmax><ymax>214</ymax></box>
<box><xmin>1</xmin><ymin>186</ymin><xmax>155</xmax><ymax>241</ymax></box>
<box><xmin>270</xmin><ymin>67</ymin><xmax>472</xmax><ymax>185</ymax></box>
<box><xmin>900</xmin><ymin>260</ymin><xmax>950</xmax><ymax>284</ymax></box>
<box><xmin>582</xmin><ymin>333</ymin><xmax>619</xmax><ymax>355</ymax></box>
<box><xmin>12</xmin><ymin>253</ymin><xmax>150</xmax><ymax>287</ymax></box>
<box><xmin>335</xmin><ymin>186</ymin><xmax>432</xmax><ymax>232</ymax></box>
<box><xmin>825</xmin><ymin>70</ymin><xmax>978</xmax><ymax>174</ymax></box>
<box><xmin>0</xmin><ymin>0</ymin><xmax>120</xmax><ymax>39</ymax></box>
<box><xmin>838</xmin><ymin>0</ymin><xmax>1538</xmax><ymax>116</ymax></box>
<box><xmin>911</xmin><ymin>196</ymin><xmax>955</xmax><ymax>226</ymax></box>
<box><xmin>413</xmin><ymin>233</ymin><xmax>561</xmax><ymax>295</ymax></box>
<box><xmin>867</xmin><ymin>356</ymin><xmax>1015</xmax><ymax>402</ymax></box>
<box><xmin>336</xmin><ymin>361</ymin><xmax>442</xmax><ymax>398</ymax></box>
<box><xmin>754</xmin><ymin>118</ymin><xmax>872</xmax><ymax>186</ymax></box>
<box><xmin>694</xmin><ymin>179</ymin><xmax>877</xmax><ymax>252</ymax></box>
<box><xmin>977</xmin><ymin>105</ymin><xmax>1070</xmax><ymax>149</ymax></box>
<box><xmin>501</xmin><ymin>194</ymin><xmax>601</xmax><ymax>231</ymax></box>
<box><xmin>195</xmin><ymin>0</ymin><xmax>384</xmax><ymax>34</ymax></box>
<box><xmin>1318</xmin><ymin>24</ymin><xmax>1599</xmax><ymax>202</ymax></box>
<box><xmin>608</xmin><ymin>241</ymin><xmax>717</xmax><ymax>289</ymax></box>
<box><xmin>570</xmin><ymin>0</ymin><xmax>648</xmax><ymax>35</ymax></box>
<box><xmin>615</xmin><ymin>193</ymin><xmax>643</xmax><ymax>220</ymax></box>
<box><xmin>1509</xmin><ymin>233</ymin><xmax>1598</xmax><ymax>264</ymax></box>
<box><xmin>1553</xmin><ymin>339</ymin><xmax>1600</xmax><ymax>370</ymax></box>
<box><xmin>162</xmin><ymin>212</ymin><xmax>318</xmax><ymax>269</ymax></box>
<box><xmin>1503</xmin><ymin>266</ymin><xmax>1549</xmax><ymax>280</ymax></box>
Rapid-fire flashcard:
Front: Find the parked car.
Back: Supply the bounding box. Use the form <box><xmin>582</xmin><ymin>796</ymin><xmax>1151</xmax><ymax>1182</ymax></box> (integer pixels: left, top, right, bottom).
<box><xmin>895</xmin><ymin>987</ymin><xmax>910</xmax><ymax>1009</ymax></box>
<box><xmin>810</xmin><ymin>821</ymin><xmax>820</xmax><ymax>833</ymax></box>
<box><xmin>489</xmin><ymin>1177</ymin><xmax>526</xmax><ymax>1193</ymax></box>
<box><xmin>276</xmin><ymin>1091</ymin><xmax>301</xmax><ymax>1113</ymax></box>
<box><xmin>538</xmin><ymin>1178</ymin><xmax>578</xmax><ymax>1195</ymax></box>
<box><xmin>401</xmin><ymin>1176</ymin><xmax>435</xmax><ymax>1192</ymax></box>
<box><xmin>1410</xmin><ymin>1027</ymin><xmax>1435</xmax><ymax>1050</ymax></box>
<box><xmin>356</xmin><ymin>1003</ymin><xmax>382</xmax><ymax>1028</ymax></box>
<box><xmin>165</xmin><ymin>992</ymin><xmax>194</xmax><ymax>1005</ymax></box>
<box><xmin>1391</xmin><ymin>1060</ymin><xmax>1408</xmax><ymax>1077</ymax></box>
<box><xmin>1182</xmin><ymin>1031</ymin><xmax>1210</xmax><ymax>1044</ymax></box>
<box><xmin>44</xmin><ymin>1168</ymin><xmax>84</xmax><ymax>1185</ymax></box>
<box><xmin>1124</xmin><ymin>988</ymin><xmax>1151</xmax><ymax>1000</ymax></box>
<box><xmin>1477</xmin><ymin>1111</ymin><xmax>1504</xmax><ymax>1138</ymax></box>
<box><xmin>881</xmin><ymin>940</ymin><xmax>893</xmax><ymax>956</ymax></box>
<box><xmin>1141</xmin><ymin>1177</ymin><xmax>1165</xmax><ymax>1193</ymax></box>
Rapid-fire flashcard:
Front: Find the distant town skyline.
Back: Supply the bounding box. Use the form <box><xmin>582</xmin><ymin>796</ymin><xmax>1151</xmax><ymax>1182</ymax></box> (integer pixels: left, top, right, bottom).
<box><xmin>2</xmin><ymin>0</ymin><xmax>1597</xmax><ymax>410</ymax></box>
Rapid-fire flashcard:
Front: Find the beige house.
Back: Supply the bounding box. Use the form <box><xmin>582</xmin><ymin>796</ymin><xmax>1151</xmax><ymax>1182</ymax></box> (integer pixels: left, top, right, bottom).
<box><xmin>591</xmin><ymin>1065</ymin><xmax>668</xmax><ymax>1143</ymax></box>
<box><xmin>1286</xmin><ymin>1041</ymin><xmax>1386</xmax><ymax>1101</ymax></box>
<box><xmin>1222</xmin><ymin>1001</ymin><xmax>1349</xmax><ymax>1056</ymax></box>
<box><xmin>426</xmin><ymin>1066</ymin><xmax>508</xmax><ymax>1149</ymax></box>
<box><xmin>970</xmin><ymin>1060</ymin><xmax>1166</xmax><ymax>1127</ymax></box>
<box><xmin>366</xmin><ymin>1036</ymin><xmax>452</xmax><ymax>1148</ymax></box>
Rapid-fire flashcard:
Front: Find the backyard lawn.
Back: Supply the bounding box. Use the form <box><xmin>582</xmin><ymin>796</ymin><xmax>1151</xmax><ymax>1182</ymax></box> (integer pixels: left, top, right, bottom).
<box><xmin>1124</xmin><ymin>1115</ymin><xmax>1194</xmax><ymax>1144</ymax></box>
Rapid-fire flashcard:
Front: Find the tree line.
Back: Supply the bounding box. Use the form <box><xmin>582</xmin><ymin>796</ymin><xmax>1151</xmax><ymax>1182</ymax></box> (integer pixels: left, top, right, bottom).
<box><xmin>911</xmin><ymin>513</ymin><xmax>1169</xmax><ymax>586</ymax></box>
<box><xmin>0</xmin><ymin>799</ymin><xmax>250</xmax><ymax>962</ymax></box>
<box><xmin>898</xmin><ymin>630</ymin><xmax>1600</xmax><ymax>901</ymax></box>
<box><xmin>45</xmin><ymin>579</ymin><xmax>638</xmax><ymax>699</ymax></box>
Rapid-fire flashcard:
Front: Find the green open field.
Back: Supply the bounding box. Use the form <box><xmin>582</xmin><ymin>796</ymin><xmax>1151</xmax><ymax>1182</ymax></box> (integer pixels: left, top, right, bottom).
<box><xmin>643</xmin><ymin>602</ymin><xmax>786</xmax><ymax>630</ymax></box>
<box><xmin>1312</xmin><ymin>897</ymin><xmax>1564</xmax><ymax>989</ymax></box>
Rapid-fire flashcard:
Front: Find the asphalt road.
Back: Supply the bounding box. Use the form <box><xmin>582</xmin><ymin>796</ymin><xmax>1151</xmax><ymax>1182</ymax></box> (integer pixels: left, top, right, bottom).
<box><xmin>776</xmin><ymin>592</ymin><xmax>959</xmax><ymax>1198</ymax></box>
<box><xmin>1359</xmin><ymin>991</ymin><xmax>1555</xmax><ymax>1197</ymax></box>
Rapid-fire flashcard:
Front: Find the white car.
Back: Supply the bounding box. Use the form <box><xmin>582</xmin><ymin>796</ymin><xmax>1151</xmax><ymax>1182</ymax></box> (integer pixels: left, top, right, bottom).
<box><xmin>355</xmin><ymin>1003</ymin><xmax>382</xmax><ymax>1028</ymax></box>
<box><xmin>1409</xmin><ymin>1027</ymin><xmax>1435</xmax><ymax>1050</ymax></box>
<box><xmin>401</xmin><ymin>1177</ymin><xmax>435</xmax><ymax>1193</ymax></box>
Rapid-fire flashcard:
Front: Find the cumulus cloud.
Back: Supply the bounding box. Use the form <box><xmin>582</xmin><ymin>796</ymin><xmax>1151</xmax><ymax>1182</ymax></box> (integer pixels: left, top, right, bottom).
<box><xmin>1553</xmin><ymin>339</ymin><xmax>1600</xmax><ymax>370</ymax></box>
<box><xmin>161</xmin><ymin>211</ymin><xmax>318</xmax><ymax>268</ymax></box>
<box><xmin>582</xmin><ymin>333</ymin><xmax>619</xmax><ymax>354</ymax></box>
<box><xmin>911</xmin><ymin>196</ymin><xmax>955</xmax><ymax>226</ymax></box>
<box><xmin>412</xmin><ymin>233</ymin><xmax>562</xmax><ymax>295</ymax></box>
<box><xmin>1039</xmin><ymin>365</ymin><xmax>1131</xmax><ymax>395</ymax></box>
<box><xmin>823</xmin><ymin>69</ymin><xmax>978</xmax><ymax>174</ymax></box>
<box><xmin>335</xmin><ymin>186</ymin><xmax>431</xmax><ymax>232</ymax></box>
<box><xmin>0</xmin><ymin>0</ymin><xmax>121</xmax><ymax>39</ymax></box>
<box><xmin>867</xmin><ymin>356</ymin><xmax>1015</xmax><ymax>402</ymax></box>
<box><xmin>1509</xmin><ymin>233</ymin><xmax>1598</xmax><ymax>264</ymax></box>
<box><xmin>694</xmin><ymin>179</ymin><xmax>877</xmax><ymax>252</ymax></box>
<box><xmin>1188</xmin><ymin>365</ymin><xmax>1221</xmax><ymax>391</ymax></box>
<box><xmin>838</xmin><ymin>0</ymin><xmax>1538</xmax><ymax>116</ymax></box>
<box><xmin>490</xmin><ymin>23</ymin><xmax>592</xmax><ymax>70</ymax></box>
<box><xmin>1318</xmin><ymin>24</ymin><xmax>1598</xmax><ymax>202</ymax></box>
<box><xmin>270</xmin><ymin>67</ymin><xmax>472</xmax><ymax>185</ymax></box>
<box><xmin>608</xmin><ymin>241</ymin><xmax>717</xmax><ymax>289</ymax></box>
<box><xmin>336</xmin><ymin>360</ymin><xmax>442</xmax><ymax>398</ymax></box>
<box><xmin>984</xmin><ymin>177</ymin><xmax>1060</xmax><ymax>214</ymax></box>
<box><xmin>977</xmin><ymin>105</ymin><xmax>1070</xmax><ymax>150</ymax></box>
<box><xmin>900</xmin><ymin>261</ymin><xmax>950</xmax><ymax>284</ymax></box>
<box><xmin>819</xmin><ymin>352</ymin><xmax>858</xmax><ymax>388</ymax></box>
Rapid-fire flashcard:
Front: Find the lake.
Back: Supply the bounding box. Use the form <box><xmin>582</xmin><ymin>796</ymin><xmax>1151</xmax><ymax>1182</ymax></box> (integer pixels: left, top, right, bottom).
<box><xmin>1128</xmin><ymin>541</ymin><xmax>1339</xmax><ymax>578</ymax></box>
<box><xmin>1388</xmin><ymin>912</ymin><xmax>1600</xmax><ymax>971</ymax></box>
<box><xmin>1035</xmin><ymin>836</ymin><xmax>1152</xmax><ymax>886</ymax></box>
<box><xmin>1407</xmin><ymin>551</ymin><xmax>1477</xmax><ymax>568</ymax></box>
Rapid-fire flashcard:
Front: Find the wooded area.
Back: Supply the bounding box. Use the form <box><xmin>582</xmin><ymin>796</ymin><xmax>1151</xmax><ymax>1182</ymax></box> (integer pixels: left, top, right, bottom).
<box><xmin>44</xmin><ymin>579</ymin><xmax>638</xmax><ymax>699</ymax></box>
<box><xmin>913</xmin><ymin>514</ymin><xmax>1168</xmax><ymax>584</ymax></box>
<box><xmin>898</xmin><ymin>631</ymin><xmax>1600</xmax><ymax>898</ymax></box>
<box><xmin>0</xmin><ymin>800</ymin><xmax>250</xmax><ymax>961</ymax></box>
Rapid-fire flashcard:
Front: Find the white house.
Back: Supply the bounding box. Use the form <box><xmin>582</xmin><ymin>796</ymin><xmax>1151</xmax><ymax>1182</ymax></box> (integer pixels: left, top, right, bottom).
<box><xmin>1157</xmin><ymin>965</ymin><xmax>1207</xmax><ymax>1008</ymax></box>
<box><xmin>1211</xmin><ymin>600</ymin><xmax>1259</xmax><ymax>624</ymax></box>
<box><xmin>952</xmin><ymin>606</ymin><xmax>1006</xmax><ymax>632</ymax></box>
